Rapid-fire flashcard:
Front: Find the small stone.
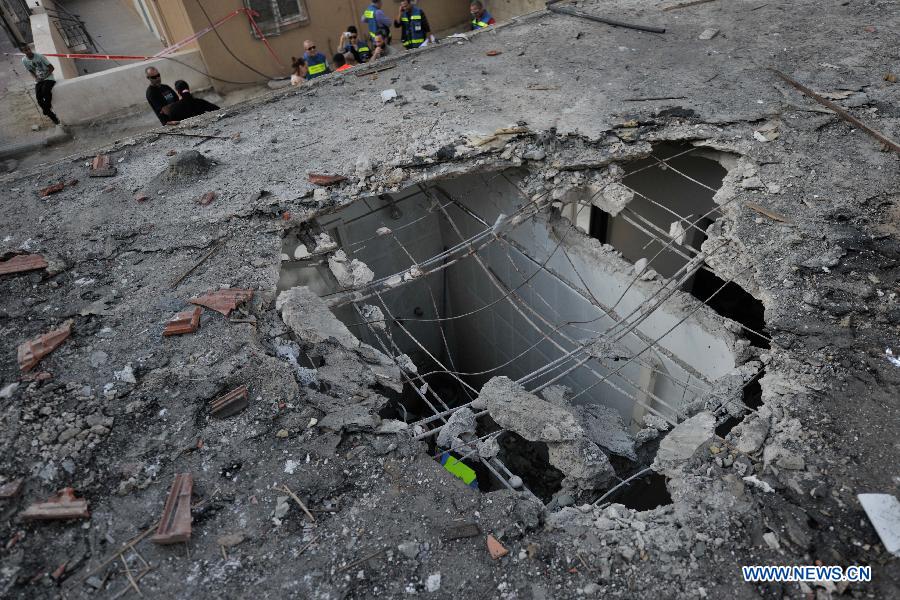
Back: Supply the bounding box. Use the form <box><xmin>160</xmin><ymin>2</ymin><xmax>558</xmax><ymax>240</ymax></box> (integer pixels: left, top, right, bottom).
<box><xmin>0</xmin><ymin>383</ymin><xmax>19</xmax><ymax>399</ymax></box>
<box><xmin>114</xmin><ymin>365</ymin><xmax>137</xmax><ymax>384</ymax></box>
<box><xmin>425</xmin><ymin>573</ymin><xmax>441</xmax><ymax>593</ymax></box>
<box><xmin>275</xmin><ymin>429</ymin><xmax>289</xmax><ymax>438</ymax></box>
<box><xmin>217</xmin><ymin>532</ymin><xmax>246</xmax><ymax>547</ymax></box>
<box><xmin>398</xmin><ymin>540</ymin><xmax>419</xmax><ymax>559</ymax></box>
<box><xmin>698</xmin><ymin>28</ymin><xmax>719</xmax><ymax>40</ymax></box>
<box><xmin>89</xmin><ymin>351</ymin><xmax>108</xmax><ymax>367</ymax></box>
<box><xmin>523</xmin><ymin>148</ymin><xmax>546</xmax><ymax>161</ymax></box>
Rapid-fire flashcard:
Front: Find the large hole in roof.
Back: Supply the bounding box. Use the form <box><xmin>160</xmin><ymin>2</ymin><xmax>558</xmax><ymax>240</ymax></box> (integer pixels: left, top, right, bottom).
<box><xmin>278</xmin><ymin>146</ymin><xmax>757</xmax><ymax>505</ymax></box>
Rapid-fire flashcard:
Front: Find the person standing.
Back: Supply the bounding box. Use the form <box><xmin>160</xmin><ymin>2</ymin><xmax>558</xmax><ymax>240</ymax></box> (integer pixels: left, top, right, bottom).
<box><xmin>20</xmin><ymin>45</ymin><xmax>59</xmax><ymax>125</ymax></box>
<box><xmin>337</xmin><ymin>26</ymin><xmax>370</xmax><ymax>64</ymax></box>
<box><xmin>470</xmin><ymin>1</ymin><xmax>495</xmax><ymax>29</ymax></box>
<box><xmin>395</xmin><ymin>0</ymin><xmax>432</xmax><ymax>50</ymax></box>
<box><xmin>362</xmin><ymin>1</ymin><xmax>392</xmax><ymax>45</ymax></box>
<box><xmin>145</xmin><ymin>66</ymin><xmax>178</xmax><ymax>125</ymax></box>
<box><xmin>303</xmin><ymin>40</ymin><xmax>330</xmax><ymax>80</ymax></box>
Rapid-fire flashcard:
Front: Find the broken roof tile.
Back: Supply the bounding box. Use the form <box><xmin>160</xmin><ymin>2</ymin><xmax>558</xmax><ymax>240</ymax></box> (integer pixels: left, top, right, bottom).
<box><xmin>21</xmin><ymin>488</ymin><xmax>90</xmax><ymax>520</ymax></box>
<box><xmin>135</xmin><ymin>193</ymin><xmax>149</xmax><ymax>203</ymax></box>
<box><xmin>89</xmin><ymin>154</ymin><xmax>116</xmax><ymax>177</ymax></box>
<box><xmin>39</xmin><ymin>182</ymin><xmax>65</xmax><ymax>197</ymax></box>
<box><xmin>197</xmin><ymin>191</ymin><xmax>216</xmax><ymax>206</ymax></box>
<box><xmin>487</xmin><ymin>534</ymin><xmax>508</xmax><ymax>559</ymax></box>
<box><xmin>0</xmin><ymin>254</ymin><xmax>48</xmax><ymax>276</ymax></box>
<box><xmin>163</xmin><ymin>306</ymin><xmax>202</xmax><ymax>337</ymax></box>
<box><xmin>209</xmin><ymin>385</ymin><xmax>249</xmax><ymax>418</ymax></box>
<box><xmin>151</xmin><ymin>473</ymin><xmax>192</xmax><ymax>545</ymax></box>
<box><xmin>0</xmin><ymin>479</ymin><xmax>24</xmax><ymax>499</ymax></box>
<box><xmin>308</xmin><ymin>173</ymin><xmax>348</xmax><ymax>186</ymax></box>
<box><xmin>190</xmin><ymin>288</ymin><xmax>253</xmax><ymax>317</ymax></box>
<box><xmin>17</xmin><ymin>321</ymin><xmax>72</xmax><ymax>372</ymax></box>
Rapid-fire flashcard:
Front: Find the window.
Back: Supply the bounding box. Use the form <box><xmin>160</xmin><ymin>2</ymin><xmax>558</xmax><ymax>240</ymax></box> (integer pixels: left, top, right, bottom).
<box><xmin>245</xmin><ymin>0</ymin><xmax>309</xmax><ymax>36</ymax></box>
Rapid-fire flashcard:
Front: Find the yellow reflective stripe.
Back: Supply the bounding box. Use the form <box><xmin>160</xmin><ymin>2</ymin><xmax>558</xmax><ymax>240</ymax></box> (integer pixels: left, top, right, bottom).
<box><xmin>357</xmin><ymin>45</ymin><xmax>370</xmax><ymax>52</ymax></box>
<box><xmin>442</xmin><ymin>456</ymin><xmax>477</xmax><ymax>485</ymax></box>
<box><xmin>472</xmin><ymin>19</ymin><xmax>489</xmax><ymax>27</ymax></box>
<box><xmin>411</xmin><ymin>15</ymin><xmax>422</xmax><ymax>20</ymax></box>
<box><xmin>364</xmin><ymin>9</ymin><xmax>374</xmax><ymax>18</ymax></box>
<box><xmin>308</xmin><ymin>62</ymin><xmax>327</xmax><ymax>75</ymax></box>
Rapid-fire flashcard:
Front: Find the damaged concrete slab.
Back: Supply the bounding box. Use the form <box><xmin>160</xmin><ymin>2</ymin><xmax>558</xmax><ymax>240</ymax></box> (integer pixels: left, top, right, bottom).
<box><xmin>0</xmin><ymin>1</ymin><xmax>898</xmax><ymax>598</ymax></box>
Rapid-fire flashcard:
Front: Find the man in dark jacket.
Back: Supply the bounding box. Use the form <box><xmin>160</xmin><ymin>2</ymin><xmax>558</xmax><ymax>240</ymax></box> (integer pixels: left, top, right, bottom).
<box><xmin>160</xmin><ymin>80</ymin><xmax>220</xmax><ymax>124</ymax></box>
<box><xmin>145</xmin><ymin>67</ymin><xmax>178</xmax><ymax>125</ymax></box>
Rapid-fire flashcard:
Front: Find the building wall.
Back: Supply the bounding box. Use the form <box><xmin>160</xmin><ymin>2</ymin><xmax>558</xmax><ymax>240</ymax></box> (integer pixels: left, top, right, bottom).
<box><xmin>486</xmin><ymin>0</ymin><xmax>546</xmax><ymax>22</ymax></box>
<box><xmin>150</xmin><ymin>0</ymin><xmax>199</xmax><ymax>49</ymax></box>
<box><xmin>165</xmin><ymin>0</ymin><xmax>470</xmax><ymax>92</ymax></box>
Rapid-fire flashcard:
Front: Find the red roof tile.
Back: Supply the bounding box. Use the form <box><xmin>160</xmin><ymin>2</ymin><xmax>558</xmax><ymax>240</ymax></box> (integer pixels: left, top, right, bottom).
<box><xmin>0</xmin><ymin>254</ymin><xmax>48</xmax><ymax>276</ymax></box>
<box><xmin>190</xmin><ymin>288</ymin><xmax>253</xmax><ymax>317</ymax></box>
<box><xmin>17</xmin><ymin>321</ymin><xmax>72</xmax><ymax>372</ymax></box>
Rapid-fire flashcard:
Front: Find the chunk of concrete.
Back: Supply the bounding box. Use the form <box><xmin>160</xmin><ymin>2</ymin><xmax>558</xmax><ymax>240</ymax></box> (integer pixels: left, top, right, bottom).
<box><xmin>328</xmin><ymin>250</ymin><xmax>374</xmax><ymax>288</ymax></box>
<box><xmin>858</xmin><ymin>494</ymin><xmax>900</xmax><ymax>557</ymax></box>
<box><xmin>575</xmin><ymin>403</ymin><xmax>636</xmax><ymax>461</ymax></box>
<box><xmin>318</xmin><ymin>405</ymin><xmax>381</xmax><ymax>432</ymax></box>
<box><xmin>480</xmin><ymin>376</ymin><xmax>582</xmax><ymax>442</ymax></box>
<box><xmin>277</xmin><ymin>286</ymin><xmax>360</xmax><ymax>348</ymax></box>
<box><xmin>652</xmin><ymin>412</ymin><xmax>716</xmax><ymax>476</ymax></box>
<box><xmin>592</xmin><ymin>182</ymin><xmax>634</xmax><ymax>216</ymax></box>
<box><xmin>547</xmin><ymin>436</ymin><xmax>616</xmax><ymax>491</ymax></box>
<box><xmin>436</xmin><ymin>407</ymin><xmax>477</xmax><ymax>449</ymax></box>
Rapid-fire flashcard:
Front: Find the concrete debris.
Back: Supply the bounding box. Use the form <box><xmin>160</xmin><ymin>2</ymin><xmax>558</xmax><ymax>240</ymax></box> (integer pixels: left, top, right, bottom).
<box><xmin>858</xmin><ymin>494</ymin><xmax>900</xmax><ymax>557</ymax></box>
<box><xmin>328</xmin><ymin>250</ymin><xmax>375</xmax><ymax>288</ymax></box>
<box><xmin>376</xmin><ymin>419</ymin><xmax>408</xmax><ymax>434</ymax></box>
<box><xmin>196</xmin><ymin>191</ymin><xmax>216</xmax><ymax>206</ymax></box>
<box><xmin>114</xmin><ymin>365</ymin><xmax>137</xmax><ymax>384</ymax></box>
<box><xmin>425</xmin><ymin>573</ymin><xmax>441</xmax><ymax>592</ymax></box>
<box><xmin>279</xmin><ymin>286</ymin><xmax>360</xmax><ymax>348</ymax></box>
<box><xmin>732</xmin><ymin>413</ymin><xmax>769</xmax><ymax>454</ymax></box>
<box><xmin>593</xmin><ymin>181</ymin><xmax>634</xmax><ymax>216</ymax></box>
<box><xmin>152</xmin><ymin>473</ymin><xmax>193</xmax><ymax>544</ymax></box>
<box><xmin>164</xmin><ymin>150</ymin><xmax>211</xmax><ymax>182</ymax></box>
<box><xmin>190</xmin><ymin>288</ymin><xmax>254</xmax><ymax>316</ymax></box>
<box><xmin>643</xmin><ymin>414</ymin><xmax>671</xmax><ymax>431</ymax></box>
<box><xmin>574</xmin><ymin>403</ymin><xmax>637</xmax><ymax>461</ymax></box>
<box><xmin>163</xmin><ymin>306</ymin><xmax>202</xmax><ymax>336</ymax></box>
<box><xmin>481</xmin><ymin>377</ymin><xmax>582</xmax><ymax>442</ymax></box>
<box><xmin>308</xmin><ymin>173</ymin><xmax>348</xmax><ymax>186</ymax></box>
<box><xmin>698</xmin><ymin>28</ymin><xmax>719</xmax><ymax>40</ymax></box>
<box><xmin>88</xmin><ymin>154</ymin><xmax>116</xmax><ymax>177</ymax></box>
<box><xmin>0</xmin><ymin>478</ymin><xmax>24</xmax><ymax>498</ymax></box>
<box><xmin>436</xmin><ymin>407</ymin><xmax>477</xmax><ymax>448</ymax></box>
<box><xmin>668</xmin><ymin>221</ymin><xmax>686</xmax><ymax>245</ymax></box>
<box><xmin>293</xmin><ymin>243</ymin><xmax>311</xmax><ymax>259</ymax></box>
<box><xmin>442</xmin><ymin>522</ymin><xmax>481</xmax><ymax>540</ymax></box>
<box><xmin>743</xmin><ymin>475</ymin><xmax>774</xmax><ymax>493</ymax></box>
<box><xmin>313</xmin><ymin>232</ymin><xmax>338</xmax><ymax>253</ymax></box>
<box><xmin>477</xmin><ymin>434</ymin><xmax>500</xmax><ymax>460</ymax></box>
<box><xmin>395</xmin><ymin>353</ymin><xmax>417</xmax><ymax>374</ymax></box>
<box><xmin>762</xmin><ymin>531</ymin><xmax>780</xmax><ymax>551</ymax></box>
<box><xmin>209</xmin><ymin>385</ymin><xmax>249</xmax><ymax>418</ymax></box>
<box><xmin>885</xmin><ymin>348</ymin><xmax>900</xmax><ymax>368</ymax></box>
<box><xmin>361</xmin><ymin>304</ymin><xmax>386</xmax><ymax>331</ymax></box>
<box><xmin>0</xmin><ymin>253</ymin><xmax>48</xmax><ymax>276</ymax></box>
<box><xmin>17</xmin><ymin>320</ymin><xmax>72</xmax><ymax>372</ymax></box>
<box><xmin>652</xmin><ymin>411</ymin><xmax>716</xmax><ymax>476</ymax></box>
<box><xmin>487</xmin><ymin>534</ymin><xmax>508</xmax><ymax>559</ymax></box>
<box><xmin>0</xmin><ymin>383</ymin><xmax>19</xmax><ymax>399</ymax></box>
<box><xmin>801</xmin><ymin>246</ymin><xmax>845</xmax><ymax>269</ymax></box>
<box><xmin>481</xmin><ymin>377</ymin><xmax>614</xmax><ymax>490</ymax></box>
<box><xmin>318</xmin><ymin>405</ymin><xmax>381</xmax><ymax>432</ymax></box>
<box><xmin>381</xmin><ymin>89</ymin><xmax>398</xmax><ymax>103</ymax></box>
<box><xmin>21</xmin><ymin>487</ymin><xmax>89</xmax><ymax>520</ymax></box>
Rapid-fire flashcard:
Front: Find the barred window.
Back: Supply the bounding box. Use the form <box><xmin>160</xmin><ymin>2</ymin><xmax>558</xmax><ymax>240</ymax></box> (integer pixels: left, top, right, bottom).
<box><xmin>246</xmin><ymin>0</ymin><xmax>309</xmax><ymax>36</ymax></box>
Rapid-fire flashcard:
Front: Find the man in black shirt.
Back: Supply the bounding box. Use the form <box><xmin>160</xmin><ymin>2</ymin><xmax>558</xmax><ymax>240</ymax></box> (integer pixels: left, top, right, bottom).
<box><xmin>145</xmin><ymin>67</ymin><xmax>178</xmax><ymax>125</ymax></box>
<box><xmin>160</xmin><ymin>80</ymin><xmax>220</xmax><ymax>124</ymax></box>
